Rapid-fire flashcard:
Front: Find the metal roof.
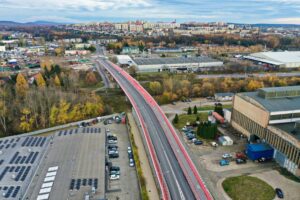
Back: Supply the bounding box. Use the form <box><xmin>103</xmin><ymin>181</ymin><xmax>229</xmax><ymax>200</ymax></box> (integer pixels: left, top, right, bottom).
<box><xmin>248</xmin><ymin>51</ymin><xmax>300</xmax><ymax>64</ymax></box>
<box><xmin>133</xmin><ymin>56</ymin><xmax>220</xmax><ymax>66</ymax></box>
<box><xmin>239</xmin><ymin>89</ymin><xmax>300</xmax><ymax>112</ymax></box>
<box><xmin>272</xmin><ymin>123</ymin><xmax>300</xmax><ymax>141</ymax></box>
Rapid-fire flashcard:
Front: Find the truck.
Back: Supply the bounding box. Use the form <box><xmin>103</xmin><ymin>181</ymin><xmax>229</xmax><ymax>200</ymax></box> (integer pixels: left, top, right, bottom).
<box><xmin>212</xmin><ymin>112</ymin><xmax>225</xmax><ymax>124</ymax></box>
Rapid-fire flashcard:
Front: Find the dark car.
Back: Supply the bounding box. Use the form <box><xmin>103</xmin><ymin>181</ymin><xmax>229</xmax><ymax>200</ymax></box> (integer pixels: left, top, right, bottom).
<box><xmin>109</xmin><ymin>153</ymin><xmax>119</xmax><ymax>158</ymax></box>
<box><xmin>275</xmin><ymin>188</ymin><xmax>284</xmax><ymax>198</ymax></box>
<box><xmin>236</xmin><ymin>158</ymin><xmax>247</xmax><ymax>164</ymax></box>
<box><xmin>194</xmin><ymin>140</ymin><xmax>203</xmax><ymax>145</ymax></box>
<box><xmin>187</xmin><ymin>135</ymin><xmax>195</xmax><ymax>140</ymax></box>
<box><xmin>110</xmin><ymin>166</ymin><xmax>120</xmax><ymax>171</ymax></box>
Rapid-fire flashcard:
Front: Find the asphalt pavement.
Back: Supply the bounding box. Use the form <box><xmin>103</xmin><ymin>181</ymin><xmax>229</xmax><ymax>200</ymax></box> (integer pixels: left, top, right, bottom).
<box><xmin>98</xmin><ymin>59</ymin><xmax>211</xmax><ymax>200</ymax></box>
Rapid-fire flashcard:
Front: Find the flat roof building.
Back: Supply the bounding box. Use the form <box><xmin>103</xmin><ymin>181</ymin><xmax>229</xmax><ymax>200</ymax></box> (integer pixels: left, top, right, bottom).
<box><xmin>244</xmin><ymin>51</ymin><xmax>300</xmax><ymax>68</ymax></box>
<box><xmin>231</xmin><ymin>86</ymin><xmax>300</xmax><ymax>176</ymax></box>
<box><xmin>132</xmin><ymin>56</ymin><xmax>223</xmax><ymax>72</ymax></box>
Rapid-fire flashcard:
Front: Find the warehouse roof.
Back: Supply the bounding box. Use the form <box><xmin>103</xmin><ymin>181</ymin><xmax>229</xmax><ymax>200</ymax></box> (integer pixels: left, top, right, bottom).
<box><xmin>133</xmin><ymin>56</ymin><xmax>221</xmax><ymax>66</ymax></box>
<box><xmin>272</xmin><ymin>123</ymin><xmax>300</xmax><ymax>141</ymax></box>
<box><xmin>239</xmin><ymin>86</ymin><xmax>300</xmax><ymax>112</ymax></box>
<box><xmin>246</xmin><ymin>51</ymin><xmax>300</xmax><ymax>65</ymax></box>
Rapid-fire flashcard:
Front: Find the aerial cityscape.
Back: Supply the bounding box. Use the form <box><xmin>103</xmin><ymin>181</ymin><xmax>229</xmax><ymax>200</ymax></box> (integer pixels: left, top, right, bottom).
<box><xmin>0</xmin><ymin>1</ymin><xmax>300</xmax><ymax>200</ymax></box>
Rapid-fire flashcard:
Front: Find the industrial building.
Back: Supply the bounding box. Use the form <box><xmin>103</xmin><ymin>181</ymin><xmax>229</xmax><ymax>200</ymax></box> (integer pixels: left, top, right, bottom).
<box><xmin>231</xmin><ymin>86</ymin><xmax>300</xmax><ymax>176</ymax></box>
<box><xmin>132</xmin><ymin>56</ymin><xmax>223</xmax><ymax>72</ymax></box>
<box><xmin>244</xmin><ymin>51</ymin><xmax>300</xmax><ymax>68</ymax></box>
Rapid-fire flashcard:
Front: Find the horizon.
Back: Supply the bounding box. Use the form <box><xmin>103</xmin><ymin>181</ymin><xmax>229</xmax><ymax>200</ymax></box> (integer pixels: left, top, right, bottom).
<box><xmin>0</xmin><ymin>0</ymin><xmax>299</xmax><ymax>25</ymax></box>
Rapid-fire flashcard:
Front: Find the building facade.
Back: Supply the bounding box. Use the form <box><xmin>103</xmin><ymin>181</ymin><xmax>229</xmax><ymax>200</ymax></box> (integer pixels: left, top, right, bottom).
<box><xmin>231</xmin><ymin>86</ymin><xmax>300</xmax><ymax>176</ymax></box>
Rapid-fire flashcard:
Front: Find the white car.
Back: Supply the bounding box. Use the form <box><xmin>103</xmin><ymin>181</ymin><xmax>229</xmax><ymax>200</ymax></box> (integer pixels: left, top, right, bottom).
<box><xmin>129</xmin><ymin>159</ymin><xmax>135</xmax><ymax>167</ymax></box>
<box><xmin>222</xmin><ymin>153</ymin><xmax>232</xmax><ymax>159</ymax></box>
<box><xmin>108</xmin><ymin>140</ymin><xmax>117</xmax><ymax>144</ymax></box>
<box><xmin>110</xmin><ymin>174</ymin><xmax>120</xmax><ymax>180</ymax></box>
<box><xmin>127</xmin><ymin>147</ymin><xmax>132</xmax><ymax>154</ymax></box>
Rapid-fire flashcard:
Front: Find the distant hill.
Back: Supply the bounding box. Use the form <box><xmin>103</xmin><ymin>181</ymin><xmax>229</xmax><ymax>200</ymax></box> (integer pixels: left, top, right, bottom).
<box><xmin>0</xmin><ymin>20</ymin><xmax>63</xmax><ymax>26</ymax></box>
<box><xmin>231</xmin><ymin>23</ymin><xmax>300</xmax><ymax>28</ymax></box>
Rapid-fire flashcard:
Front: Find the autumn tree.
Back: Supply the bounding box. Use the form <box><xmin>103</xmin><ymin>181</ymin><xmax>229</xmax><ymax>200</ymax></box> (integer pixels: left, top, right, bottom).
<box><xmin>35</xmin><ymin>73</ymin><xmax>46</xmax><ymax>88</ymax></box>
<box><xmin>15</xmin><ymin>73</ymin><xmax>29</xmax><ymax>97</ymax></box>
<box><xmin>246</xmin><ymin>80</ymin><xmax>264</xmax><ymax>91</ymax></box>
<box><xmin>85</xmin><ymin>71</ymin><xmax>98</xmax><ymax>85</ymax></box>
<box><xmin>149</xmin><ymin>81</ymin><xmax>162</xmax><ymax>95</ymax></box>
<box><xmin>19</xmin><ymin>108</ymin><xmax>35</xmax><ymax>132</ymax></box>
<box><xmin>54</xmin><ymin>75</ymin><xmax>61</xmax><ymax>87</ymax></box>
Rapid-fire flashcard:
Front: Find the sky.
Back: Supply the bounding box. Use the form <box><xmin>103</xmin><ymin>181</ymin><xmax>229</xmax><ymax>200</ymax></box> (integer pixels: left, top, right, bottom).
<box><xmin>0</xmin><ymin>0</ymin><xmax>300</xmax><ymax>24</ymax></box>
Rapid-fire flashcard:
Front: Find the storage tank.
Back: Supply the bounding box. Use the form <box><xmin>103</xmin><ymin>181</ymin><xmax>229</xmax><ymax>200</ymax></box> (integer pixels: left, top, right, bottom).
<box><xmin>246</xmin><ymin>143</ymin><xmax>274</xmax><ymax>161</ymax></box>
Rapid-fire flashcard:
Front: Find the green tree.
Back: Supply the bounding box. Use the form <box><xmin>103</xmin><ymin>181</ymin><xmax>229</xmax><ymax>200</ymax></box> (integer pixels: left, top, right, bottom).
<box><xmin>193</xmin><ymin>105</ymin><xmax>198</xmax><ymax>114</ymax></box>
<box><xmin>187</xmin><ymin>107</ymin><xmax>192</xmax><ymax>115</ymax></box>
<box><xmin>173</xmin><ymin>114</ymin><xmax>179</xmax><ymax>124</ymax></box>
<box><xmin>214</xmin><ymin>103</ymin><xmax>224</xmax><ymax>117</ymax></box>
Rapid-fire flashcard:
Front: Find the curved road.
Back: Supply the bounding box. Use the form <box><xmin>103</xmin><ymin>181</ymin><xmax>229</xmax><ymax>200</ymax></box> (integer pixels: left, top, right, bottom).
<box><xmin>98</xmin><ymin>58</ymin><xmax>212</xmax><ymax>200</ymax></box>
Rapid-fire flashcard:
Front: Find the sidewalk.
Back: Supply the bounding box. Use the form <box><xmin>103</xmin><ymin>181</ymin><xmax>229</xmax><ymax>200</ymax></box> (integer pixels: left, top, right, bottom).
<box><xmin>127</xmin><ymin>113</ymin><xmax>160</xmax><ymax>200</ymax></box>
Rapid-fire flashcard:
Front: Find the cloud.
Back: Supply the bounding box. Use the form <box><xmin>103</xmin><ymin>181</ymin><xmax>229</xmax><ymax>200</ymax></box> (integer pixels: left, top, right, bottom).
<box><xmin>0</xmin><ymin>0</ymin><xmax>299</xmax><ymax>23</ymax></box>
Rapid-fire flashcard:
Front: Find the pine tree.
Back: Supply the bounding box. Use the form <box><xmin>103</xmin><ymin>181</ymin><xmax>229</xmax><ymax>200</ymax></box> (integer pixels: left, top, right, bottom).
<box><xmin>173</xmin><ymin>114</ymin><xmax>179</xmax><ymax>124</ymax></box>
<box><xmin>193</xmin><ymin>105</ymin><xmax>198</xmax><ymax>114</ymax></box>
<box><xmin>187</xmin><ymin>107</ymin><xmax>192</xmax><ymax>115</ymax></box>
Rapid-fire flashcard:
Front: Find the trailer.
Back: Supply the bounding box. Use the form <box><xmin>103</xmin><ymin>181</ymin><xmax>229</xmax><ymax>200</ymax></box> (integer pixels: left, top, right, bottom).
<box><xmin>212</xmin><ymin>112</ymin><xmax>225</xmax><ymax>124</ymax></box>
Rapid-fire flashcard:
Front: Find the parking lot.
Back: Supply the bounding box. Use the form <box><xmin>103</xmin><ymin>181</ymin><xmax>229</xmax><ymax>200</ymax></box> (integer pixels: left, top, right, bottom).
<box><xmin>105</xmin><ymin>123</ymin><xmax>140</xmax><ymax>200</ymax></box>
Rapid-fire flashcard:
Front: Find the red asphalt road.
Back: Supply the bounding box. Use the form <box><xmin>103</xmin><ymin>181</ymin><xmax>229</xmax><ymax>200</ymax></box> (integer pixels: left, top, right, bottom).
<box><xmin>108</xmin><ymin>61</ymin><xmax>212</xmax><ymax>200</ymax></box>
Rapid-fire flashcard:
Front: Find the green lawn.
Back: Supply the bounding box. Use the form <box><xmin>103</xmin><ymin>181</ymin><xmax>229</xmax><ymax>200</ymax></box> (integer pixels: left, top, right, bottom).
<box><xmin>173</xmin><ymin>113</ymin><xmax>208</xmax><ymax>130</ymax></box>
<box><xmin>222</xmin><ymin>176</ymin><xmax>275</xmax><ymax>200</ymax></box>
<box><xmin>184</xmin><ymin>104</ymin><xmax>232</xmax><ymax>111</ymax></box>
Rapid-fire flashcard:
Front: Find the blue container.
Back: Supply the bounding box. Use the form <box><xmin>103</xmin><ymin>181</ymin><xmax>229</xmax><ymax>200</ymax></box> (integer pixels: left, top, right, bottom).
<box><xmin>246</xmin><ymin>143</ymin><xmax>274</xmax><ymax>160</ymax></box>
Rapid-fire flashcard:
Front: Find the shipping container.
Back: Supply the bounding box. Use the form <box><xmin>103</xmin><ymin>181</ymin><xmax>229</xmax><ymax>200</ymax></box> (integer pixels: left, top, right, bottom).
<box><xmin>246</xmin><ymin>143</ymin><xmax>274</xmax><ymax>161</ymax></box>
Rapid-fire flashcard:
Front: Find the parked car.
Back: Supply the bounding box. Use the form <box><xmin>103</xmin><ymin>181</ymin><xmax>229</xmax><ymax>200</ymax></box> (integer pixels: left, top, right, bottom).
<box><xmin>108</xmin><ymin>150</ymin><xmax>118</xmax><ymax>155</ymax></box>
<box><xmin>128</xmin><ymin>152</ymin><xmax>133</xmax><ymax>159</ymax></box>
<box><xmin>127</xmin><ymin>147</ymin><xmax>132</xmax><ymax>154</ymax></box>
<box><xmin>219</xmin><ymin>159</ymin><xmax>230</xmax><ymax>166</ymax></box>
<box><xmin>236</xmin><ymin>152</ymin><xmax>247</xmax><ymax>160</ymax></box>
<box><xmin>108</xmin><ymin>140</ymin><xmax>117</xmax><ymax>144</ymax></box>
<box><xmin>187</xmin><ymin>135</ymin><xmax>195</xmax><ymax>140</ymax></box>
<box><xmin>211</xmin><ymin>142</ymin><xmax>218</xmax><ymax>147</ymax></box>
<box><xmin>222</xmin><ymin>153</ymin><xmax>232</xmax><ymax>159</ymax></box>
<box><xmin>108</xmin><ymin>145</ymin><xmax>118</xmax><ymax>150</ymax></box>
<box><xmin>110</xmin><ymin>166</ymin><xmax>120</xmax><ymax>172</ymax></box>
<box><xmin>236</xmin><ymin>158</ymin><xmax>247</xmax><ymax>164</ymax></box>
<box><xmin>110</xmin><ymin>170</ymin><xmax>120</xmax><ymax>175</ymax></box>
<box><xmin>110</xmin><ymin>174</ymin><xmax>120</xmax><ymax>180</ymax></box>
<box><xmin>171</xmin><ymin>102</ymin><xmax>176</xmax><ymax>105</ymax></box>
<box><xmin>129</xmin><ymin>159</ymin><xmax>135</xmax><ymax>167</ymax></box>
<box><xmin>194</xmin><ymin>140</ymin><xmax>203</xmax><ymax>145</ymax></box>
<box><xmin>275</xmin><ymin>188</ymin><xmax>284</xmax><ymax>198</ymax></box>
<box><xmin>109</xmin><ymin>153</ymin><xmax>119</xmax><ymax>158</ymax></box>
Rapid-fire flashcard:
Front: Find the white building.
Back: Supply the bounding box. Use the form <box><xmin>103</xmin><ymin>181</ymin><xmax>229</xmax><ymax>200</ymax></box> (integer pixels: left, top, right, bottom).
<box><xmin>244</xmin><ymin>51</ymin><xmax>300</xmax><ymax>68</ymax></box>
<box><xmin>0</xmin><ymin>46</ymin><xmax>5</xmax><ymax>52</ymax></box>
<box><xmin>132</xmin><ymin>57</ymin><xmax>223</xmax><ymax>72</ymax></box>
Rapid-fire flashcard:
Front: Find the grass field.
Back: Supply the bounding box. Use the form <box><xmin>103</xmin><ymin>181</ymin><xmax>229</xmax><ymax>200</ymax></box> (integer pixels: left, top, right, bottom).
<box><xmin>173</xmin><ymin>113</ymin><xmax>208</xmax><ymax>130</ymax></box>
<box><xmin>222</xmin><ymin>175</ymin><xmax>275</xmax><ymax>200</ymax></box>
<box><xmin>184</xmin><ymin>104</ymin><xmax>232</xmax><ymax>111</ymax></box>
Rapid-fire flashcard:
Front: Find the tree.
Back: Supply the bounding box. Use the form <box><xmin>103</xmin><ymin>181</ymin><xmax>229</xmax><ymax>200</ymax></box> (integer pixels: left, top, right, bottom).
<box><xmin>35</xmin><ymin>73</ymin><xmax>46</xmax><ymax>88</ymax></box>
<box><xmin>214</xmin><ymin>103</ymin><xmax>224</xmax><ymax>117</ymax></box>
<box><xmin>173</xmin><ymin>114</ymin><xmax>179</xmax><ymax>124</ymax></box>
<box><xmin>19</xmin><ymin>108</ymin><xmax>35</xmax><ymax>132</ymax></box>
<box><xmin>85</xmin><ymin>71</ymin><xmax>98</xmax><ymax>85</ymax></box>
<box><xmin>15</xmin><ymin>73</ymin><xmax>29</xmax><ymax>97</ymax></box>
<box><xmin>196</xmin><ymin>116</ymin><xmax>200</xmax><ymax>121</ymax></box>
<box><xmin>149</xmin><ymin>81</ymin><xmax>162</xmax><ymax>95</ymax></box>
<box><xmin>193</xmin><ymin>105</ymin><xmax>198</xmax><ymax>114</ymax></box>
<box><xmin>246</xmin><ymin>80</ymin><xmax>264</xmax><ymax>91</ymax></box>
<box><xmin>54</xmin><ymin>75</ymin><xmax>61</xmax><ymax>87</ymax></box>
<box><xmin>187</xmin><ymin>107</ymin><xmax>192</xmax><ymax>115</ymax></box>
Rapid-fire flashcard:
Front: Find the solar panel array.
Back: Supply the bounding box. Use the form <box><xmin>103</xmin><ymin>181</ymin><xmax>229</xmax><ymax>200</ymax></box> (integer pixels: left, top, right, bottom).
<box><xmin>69</xmin><ymin>178</ymin><xmax>98</xmax><ymax>190</ymax></box>
<box><xmin>57</xmin><ymin>128</ymin><xmax>101</xmax><ymax>136</ymax></box>
<box><xmin>0</xmin><ymin>185</ymin><xmax>21</xmax><ymax>198</ymax></box>
<box><xmin>0</xmin><ymin>136</ymin><xmax>48</xmax><ymax>199</ymax></box>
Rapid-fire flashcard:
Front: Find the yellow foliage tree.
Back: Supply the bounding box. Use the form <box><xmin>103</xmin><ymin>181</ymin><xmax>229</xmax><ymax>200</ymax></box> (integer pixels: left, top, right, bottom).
<box><xmin>35</xmin><ymin>73</ymin><xmax>46</xmax><ymax>88</ymax></box>
<box><xmin>149</xmin><ymin>81</ymin><xmax>162</xmax><ymax>95</ymax></box>
<box><xmin>19</xmin><ymin>108</ymin><xmax>35</xmax><ymax>132</ymax></box>
<box><xmin>56</xmin><ymin>100</ymin><xmax>71</xmax><ymax>124</ymax></box>
<box><xmin>54</xmin><ymin>75</ymin><xmax>61</xmax><ymax>87</ymax></box>
<box><xmin>246</xmin><ymin>80</ymin><xmax>264</xmax><ymax>91</ymax></box>
<box><xmin>16</xmin><ymin>73</ymin><xmax>29</xmax><ymax>97</ymax></box>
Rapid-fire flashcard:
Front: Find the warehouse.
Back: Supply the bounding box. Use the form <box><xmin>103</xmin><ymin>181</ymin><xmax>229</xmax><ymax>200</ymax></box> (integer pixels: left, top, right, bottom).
<box><xmin>231</xmin><ymin>86</ymin><xmax>300</xmax><ymax>176</ymax></box>
<box><xmin>244</xmin><ymin>51</ymin><xmax>300</xmax><ymax>68</ymax></box>
<box><xmin>132</xmin><ymin>56</ymin><xmax>223</xmax><ymax>72</ymax></box>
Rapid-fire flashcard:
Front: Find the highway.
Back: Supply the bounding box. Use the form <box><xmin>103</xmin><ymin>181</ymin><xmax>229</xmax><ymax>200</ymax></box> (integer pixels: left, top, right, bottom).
<box><xmin>98</xmin><ymin>58</ymin><xmax>212</xmax><ymax>200</ymax></box>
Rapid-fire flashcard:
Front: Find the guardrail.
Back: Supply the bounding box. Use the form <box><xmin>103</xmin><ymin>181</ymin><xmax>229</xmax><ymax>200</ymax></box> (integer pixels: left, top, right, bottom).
<box><xmin>109</xmin><ymin>61</ymin><xmax>213</xmax><ymax>200</ymax></box>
